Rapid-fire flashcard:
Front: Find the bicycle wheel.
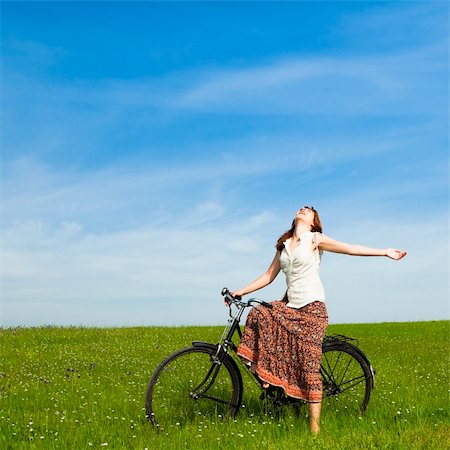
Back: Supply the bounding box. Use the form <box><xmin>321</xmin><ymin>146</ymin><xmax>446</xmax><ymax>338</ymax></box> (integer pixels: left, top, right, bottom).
<box><xmin>321</xmin><ymin>341</ymin><xmax>374</xmax><ymax>414</ymax></box>
<box><xmin>146</xmin><ymin>345</ymin><xmax>243</xmax><ymax>430</ymax></box>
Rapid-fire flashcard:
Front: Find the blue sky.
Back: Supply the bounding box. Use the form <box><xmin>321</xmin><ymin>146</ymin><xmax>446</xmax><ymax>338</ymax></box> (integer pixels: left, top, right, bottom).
<box><xmin>1</xmin><ymin>1</ymin><xmax>448</xmax><ymax>327</ymax></box>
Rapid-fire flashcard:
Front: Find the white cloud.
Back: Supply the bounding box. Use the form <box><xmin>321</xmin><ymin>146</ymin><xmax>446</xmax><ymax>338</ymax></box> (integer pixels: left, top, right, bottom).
<box><xmin>0</xmin><ymin>207</ymin><xmax>280</xmax><ymax>325</ymax></box>
<box><xmin>1</xmin><ymin>200</ymin><xmax>447</xmax><ymax>327</ymax></box>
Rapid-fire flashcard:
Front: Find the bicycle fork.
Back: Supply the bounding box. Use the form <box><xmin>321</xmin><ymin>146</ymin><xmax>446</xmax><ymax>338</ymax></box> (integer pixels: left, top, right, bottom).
<box><xmin>189</xmin><ymin>345</ymin><xmax>229</xmax><ymax>405</ymax></box>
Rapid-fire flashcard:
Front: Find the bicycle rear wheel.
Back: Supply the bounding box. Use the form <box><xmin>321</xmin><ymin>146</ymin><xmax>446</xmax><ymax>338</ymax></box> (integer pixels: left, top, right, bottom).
<box><xmin>146</xmin><ymin>345</ymin><xmax>242</xmax><ymax>430</ymax></box>
<box><xmin>321</xmin><ymin>341</ymin><xmax>374</xmax><ymax>414</ymax></box>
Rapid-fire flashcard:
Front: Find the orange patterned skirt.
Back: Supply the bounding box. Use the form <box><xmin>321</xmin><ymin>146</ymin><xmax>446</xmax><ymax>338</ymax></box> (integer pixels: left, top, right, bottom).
<box><xmin>237</xmin><ymin>300</ymin><xmax>328</xmax><ymax>402</ymax></box>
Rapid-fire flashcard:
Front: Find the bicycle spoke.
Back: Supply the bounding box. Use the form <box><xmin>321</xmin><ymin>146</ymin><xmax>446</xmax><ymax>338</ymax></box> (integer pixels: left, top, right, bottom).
<box><xmin>336</xmin><ymin>377</ymin><xmax>367</xmax><ymax>394</ymax></box>
<box><xmin>337</xmin><ymin>356</ymin><xmax>353</xmax><ymax>387</ymax></box>
<box><xmin>338</xmin><ymin>374</ymin><xmax>367</xmax><ymax>388</ymax></box>
<box><xmin>322</xmin><ymin>352</ymin><xmax>339</xmax><ymax>385</ymax></box>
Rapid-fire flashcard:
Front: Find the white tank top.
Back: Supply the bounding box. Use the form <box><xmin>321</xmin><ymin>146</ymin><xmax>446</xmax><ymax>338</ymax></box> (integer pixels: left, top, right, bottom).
<box><xmin>279</xmin><ymin>231</ymin><xmax>325</xmax><ymax>309</ymax></box>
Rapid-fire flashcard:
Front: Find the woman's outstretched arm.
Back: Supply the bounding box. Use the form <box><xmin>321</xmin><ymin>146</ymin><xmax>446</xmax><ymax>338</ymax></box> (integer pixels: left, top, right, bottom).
<box><xmin>232</xmin><ymin>251</ymin><xmax>281</xmax><ymax>297</ymax></box>
<box><xmin>317</xmin><ymin>234</ymin><xmax>407</xmax><ymax>260</ymax></box>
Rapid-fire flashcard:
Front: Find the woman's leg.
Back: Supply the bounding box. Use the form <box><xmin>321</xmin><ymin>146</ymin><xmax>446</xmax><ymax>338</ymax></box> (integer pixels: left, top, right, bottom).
<box><xmin>309</xmin><ymin>401</ymin><xmax>321</xmax><ymax>434</ymax></box>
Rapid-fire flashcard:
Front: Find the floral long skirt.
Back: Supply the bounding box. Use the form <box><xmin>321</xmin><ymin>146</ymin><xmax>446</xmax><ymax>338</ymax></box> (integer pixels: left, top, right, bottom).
<box><xmin>236</xmin><ymin>300</ymin><xmax>328</xmax><ymax>402</ymax></box>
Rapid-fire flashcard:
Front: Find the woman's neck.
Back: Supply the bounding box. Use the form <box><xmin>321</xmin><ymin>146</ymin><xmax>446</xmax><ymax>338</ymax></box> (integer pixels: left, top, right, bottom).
<box><xmin>293</xmin><ymin>224</ymin><xmax>311</xmax><ymax>241</ymax></box>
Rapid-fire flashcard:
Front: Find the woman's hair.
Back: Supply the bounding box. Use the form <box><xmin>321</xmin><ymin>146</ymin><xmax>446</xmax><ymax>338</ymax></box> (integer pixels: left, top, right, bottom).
<box><xmin>275</xmin><ymin>207</ymin><xmax>323</xmax><ymax>252</ymax></box>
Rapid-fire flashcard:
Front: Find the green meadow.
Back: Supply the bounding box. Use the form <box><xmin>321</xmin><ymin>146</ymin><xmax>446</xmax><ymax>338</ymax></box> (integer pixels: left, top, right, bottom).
<box><xmin>1</xmin><ymin>321</ymin><xmax>448</xmax><ymax>449</ymax></box>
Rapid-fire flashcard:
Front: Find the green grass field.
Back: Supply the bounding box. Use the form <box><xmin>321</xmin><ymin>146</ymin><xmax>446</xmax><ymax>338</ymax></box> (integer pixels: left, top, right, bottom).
<box><xmin>1</xmin><ymin>321</ymin><xmax>448</xmax><ymax>449</ymax></box>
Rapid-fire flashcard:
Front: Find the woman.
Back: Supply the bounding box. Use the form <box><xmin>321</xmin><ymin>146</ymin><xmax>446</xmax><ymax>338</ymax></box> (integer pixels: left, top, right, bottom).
<box><xmin>232</xmin><ymin>206</ymin><xmax>407</xmax><ymax>434</ymax></box>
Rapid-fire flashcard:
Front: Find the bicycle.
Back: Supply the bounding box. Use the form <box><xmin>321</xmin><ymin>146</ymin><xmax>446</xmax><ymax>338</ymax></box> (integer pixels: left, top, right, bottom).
<box><xmin>146</xmin><ymin>288</ymin><xmax>375</xmax><ymax>430</ymax></box>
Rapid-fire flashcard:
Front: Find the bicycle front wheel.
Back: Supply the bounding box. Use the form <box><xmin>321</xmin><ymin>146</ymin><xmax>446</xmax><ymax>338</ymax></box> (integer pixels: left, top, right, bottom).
<box><xmin>146</xmin><ymin>345</ymin><xmax>242</xmax><ymax>430</ymax></box>
<box><xmin>321</xmin><ymin>341</ymin><xmax>374</xmax><ymax>414</ymax></box>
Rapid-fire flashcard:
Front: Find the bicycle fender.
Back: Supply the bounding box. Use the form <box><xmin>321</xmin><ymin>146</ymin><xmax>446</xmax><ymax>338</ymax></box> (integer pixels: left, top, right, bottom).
<box><xmin>347</xmin><ymin>343</ymin><xmax>376</xmax><ymax>387</ymax></box>
<box><xmin>192</xmin><ymin>340</ymin><xmax>216</xmax><ymax>349</ymax></box>
<box><xmin>348</xmin><ymin>343</ymin><xmax>373</xmax><ymax>370</ymax></box>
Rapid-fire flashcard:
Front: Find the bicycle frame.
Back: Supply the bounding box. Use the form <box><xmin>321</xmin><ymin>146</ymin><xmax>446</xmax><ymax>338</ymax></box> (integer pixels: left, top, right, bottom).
<box><xmin>146</xmin><ymin>289</ymin><xmax>375</xmax><ymax>428</ymax></box>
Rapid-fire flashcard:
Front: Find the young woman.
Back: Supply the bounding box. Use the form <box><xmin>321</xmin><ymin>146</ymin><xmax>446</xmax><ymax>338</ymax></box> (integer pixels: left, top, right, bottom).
<box><xmin>232</xmin><ymin>206</ymin><xmax>407</xmax><ymax>434</ymax></box>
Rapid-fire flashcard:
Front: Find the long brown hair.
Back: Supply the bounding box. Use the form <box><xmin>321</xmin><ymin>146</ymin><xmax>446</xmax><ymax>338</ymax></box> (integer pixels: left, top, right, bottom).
<box><xmin>275</xmin><ymin>207</ymin><xmax>323</xmax><ymax>252</ymax></box>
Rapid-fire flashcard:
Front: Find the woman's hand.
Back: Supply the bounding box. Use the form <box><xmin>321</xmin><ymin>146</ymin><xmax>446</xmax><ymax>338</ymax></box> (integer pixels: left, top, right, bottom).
<box><xmin>386</xmin><ymin>248</ymin><xmax>407</xmax><ymax>260</ymax></box>
<box><xmin>223</xmin><ymin>290</ymin><xmax>244</xmax><ymax>306</ymax></box>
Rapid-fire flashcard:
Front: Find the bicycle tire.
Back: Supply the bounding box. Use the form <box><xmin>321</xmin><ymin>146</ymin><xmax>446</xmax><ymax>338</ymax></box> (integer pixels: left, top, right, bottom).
<box><xmin>146</xmin><ymin>345</ymin><xmax>243</xmax><ymax>430</ymax></box>
<box><xmin>321</xmin><ymin>341</ymin><xmax>374</xmax><ymax>414</ymax></box>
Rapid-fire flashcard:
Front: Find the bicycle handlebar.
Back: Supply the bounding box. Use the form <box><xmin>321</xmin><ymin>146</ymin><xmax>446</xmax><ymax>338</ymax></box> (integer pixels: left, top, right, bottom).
<box><xmin>221</xmin><ymin>287</ymin><xmax>273</xmax><ymax>309</ymax></box>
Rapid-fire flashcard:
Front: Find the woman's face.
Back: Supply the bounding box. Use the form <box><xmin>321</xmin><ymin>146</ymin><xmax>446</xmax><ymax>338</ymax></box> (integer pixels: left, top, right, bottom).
<box><xmin>295</xmin><ymin>206</ymin><xmax>315</xmax><ymax>227</ymax></box>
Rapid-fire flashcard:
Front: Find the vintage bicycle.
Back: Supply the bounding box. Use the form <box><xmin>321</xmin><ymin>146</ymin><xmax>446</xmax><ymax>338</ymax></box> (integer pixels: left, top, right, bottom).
<box><xmin>146</xmin><ymin>288</ymin><xmax>375</xmax><ymax>430</ymax></box>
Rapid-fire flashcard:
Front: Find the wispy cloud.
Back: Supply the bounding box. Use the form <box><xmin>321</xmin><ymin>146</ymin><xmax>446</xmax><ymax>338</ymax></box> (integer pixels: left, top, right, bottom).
<box><xmin>3</xmin><ymin>26</ymin><xmax>446</xmax><ymax>144</ymax></box>
<box><xmin>1</xmin><ymin>194</ymin><xmax>447</xmax><ymax>327</ymax></box>
<box><xmin>172</xmin><ymin>47</ymin><xmax>446</xmax><ymax>115</ymax></box>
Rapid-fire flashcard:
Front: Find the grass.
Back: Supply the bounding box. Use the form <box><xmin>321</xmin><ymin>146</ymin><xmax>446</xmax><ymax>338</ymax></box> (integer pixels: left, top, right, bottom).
<box><xmin>0</xmin><ymin>321</ymin><xmax>448</xmax><ymax>449</ymax></box>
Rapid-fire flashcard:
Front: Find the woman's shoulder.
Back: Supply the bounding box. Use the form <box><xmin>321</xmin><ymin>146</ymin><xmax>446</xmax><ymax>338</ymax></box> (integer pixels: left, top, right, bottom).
<box><xmin>305</xmin><ymin>230</ymin><xmax>321</xmax><ymax>240</ymax></box>
<box><xmin>310</xmin><ymin>231</ymin><xmax>324</xmax><ymax>250</ymax></box>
